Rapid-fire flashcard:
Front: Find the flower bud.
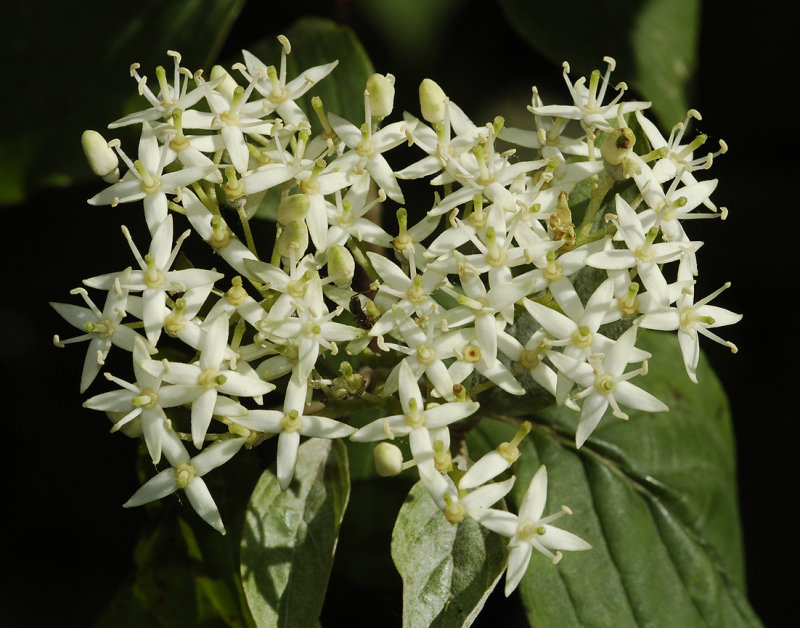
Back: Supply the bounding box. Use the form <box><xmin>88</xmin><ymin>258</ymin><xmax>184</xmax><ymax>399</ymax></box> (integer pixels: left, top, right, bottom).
<box><xmin>327</xmin><ymin>244</ymin><xmax>355</xmax><ymax>287</ymax></box>
<box><xmin>277</xmin><ymin>193</ymin><xmax>310</xmax><ymax>225</ymax></box>
<box><xmin>601</xmin><ymin>127</ymin><xmax>637</xmax><ymax>180</ymax></box>
<box><xmin>278</xmin><ymin>219</ymin><xmax>308</xmax><ymax>259</ymax></box>
<box><xmin>81</xmin><ymin>130</ymin><xmax>119</xmax><ymax>183</ymax></box>
<box><xmin>419</xmin><ymin>78</ymin><xmax>447</xmax><ymax>124</ymax></box>
<box><xmin>367</xmin><ymin>73</ymin><xmax>395</xmax><ymax>121</ymax></box>
<box><xmin>210</xmin><ymin>64</ymin><xmax>239</xmax><ymax>102</ymax></box>
<box><xmin>373</xmin><ymin>442</ymin><xmax>404</xmax><ymax>477</ymax></box>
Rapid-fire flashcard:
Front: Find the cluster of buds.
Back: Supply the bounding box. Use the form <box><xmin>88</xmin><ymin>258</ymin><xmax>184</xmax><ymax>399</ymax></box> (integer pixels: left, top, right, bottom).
<box><xmin>53</xmin><ymin>40</ymin><xmax>738</xmax><ymax>596</ymax></box>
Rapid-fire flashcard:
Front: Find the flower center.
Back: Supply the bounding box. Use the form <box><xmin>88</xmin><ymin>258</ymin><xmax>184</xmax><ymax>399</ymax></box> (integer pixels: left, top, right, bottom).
<box><xmin>571</xmin><ymin>325</ymin><xmax>593</xmax><ymax>349</ymax></box>
<box><xmin>132</xmin><ymin>388</ymin><xmax>160</xmax><ymax>410</ymax></box>
<box><xmin>175</xmin><ymin>463</ymin><xmax>196</xmax><ymax>489</ymax></box>
<box><xmin>594</xmin><ymin>373</ymin><xmax>616</xmax><ymax>395</ymax></box>
<box><xmin>198</xmin><ymin>368</ymin><xmax>226</xmax><ymax>389</ymax></box>
<box><xmin>517</xmin><ymin>520</ymin><xmax>546</xmax><ymax>541</ymax></box>
<box><xmin>463</xmin><ymin>344</ymin><xmax>482</xmax><ymax>364</ymax></box>
<box><xmin>281</xmin><ymin>410</ymin><xmax>302</xmax><ymax>433</ymax></box>
<box><xmin>83</xmin><ymin>318</ymin><xmax>115</xmax><ymax>339</ymax></box>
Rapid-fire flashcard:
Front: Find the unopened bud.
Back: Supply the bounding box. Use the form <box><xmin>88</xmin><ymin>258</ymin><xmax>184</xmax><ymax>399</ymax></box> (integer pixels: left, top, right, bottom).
<box><xmin>210</xmin><ymin>64</ymin><xmax>239</xmax><ymax>101</ymax></box>
<box><xmin>327</xmin><ymin>244</ymin><xmax>355</xmax><ymax>287</ymax></box>
<box><xmin>278</xmin><ymin>220</ymin><xmax>308</xmax><ymax>258</ymax></box>
<box><xmin>367</xmin><ymin>73</ymin><xmax>395</xmax><ymax>121</ymax></box>
<box><xmin>277</xmin><ymin>193</ymin><xmax>310</xmax><ymax>225</ymax></box>
<box><xmin>419</xmin><ymin>78</ymin><xmax>447</xmax><ymax>124</ymax></box>
<box><xmin>374</xmin><ymin>442</ymin><xmax>404</xmax><ymax>476</ymax></box>
<box><xmin>81</xmin><ymin>130</ymin><xmax>119</xmax><ymax>183</ymax></box>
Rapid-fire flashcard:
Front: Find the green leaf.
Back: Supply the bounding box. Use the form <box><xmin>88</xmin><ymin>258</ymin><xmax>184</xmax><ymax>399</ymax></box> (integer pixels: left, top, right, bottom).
<box><xmin>501</xmin><ymin>330</ymin><xmax>760</xmax><ymax>626</ymax></box>
<box><xmin>391</xmin><ymin>482</ymin><xmax>508</xmax><ymax>627</ymax></box>
<box><xmin>2</xmin><ymin>0</ymin><xmax>245</xmax><ymax>205</ymax></box>
<box><xmin>497</xmin><ymin>0</ymin><xmax>700</xmax><ymax>125</ymax></box>
<box><xmin>247</xmin><ymin>17</ymin><xmax>374</xmax><ymax>221</ymax></box>
<box><xmin>240</xmin><ymin>438</ymin><xmax>350</xmax><ymax>627</ymax></box>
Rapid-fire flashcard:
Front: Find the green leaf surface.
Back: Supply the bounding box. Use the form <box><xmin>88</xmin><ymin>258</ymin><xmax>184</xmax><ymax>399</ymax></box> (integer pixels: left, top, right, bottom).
<box><xmin>240</xmin><ymin>438</ymin><xmax>350</xmax><ymax>627</ymax></box>
<box><xmin>2</xmin><ymin>0</ymin><xmax>245</xmax><ymax>205</ymax></box>
<box><xmin>493</xmin><ymin>330</ymin><xmax>760</xmax><ymax>627</ymax></box>
<box><xmin>391</xmin><ymin>482</ymin><xmax>508</xmax><ymax>628</ymax></box>
<box><xmin>497</xmin><ymin>0</ymin><xmax>700</xmax><ymax>125</ymax></box>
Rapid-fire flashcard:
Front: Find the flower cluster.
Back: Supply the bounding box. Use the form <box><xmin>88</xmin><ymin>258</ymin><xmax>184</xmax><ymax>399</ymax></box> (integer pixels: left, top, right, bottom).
<box><xmin>53</xmin><ymin>41</ymin><xmax>739</xmax><ymax>594</ymax></box>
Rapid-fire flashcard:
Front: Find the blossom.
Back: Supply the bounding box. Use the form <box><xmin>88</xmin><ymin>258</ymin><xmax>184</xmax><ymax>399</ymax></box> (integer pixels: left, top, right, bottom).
<box><xmin>124</xmin><ymin>429</ymin><xmax>245</xmax><ymax>534</ymax></box>
<box><xmin>639</xmin><ymin>259</ymin><xmax>741</xmax><ymax>382</ymax></box>
<box><xmin>230</xmin><ymin>379</ymin><xmax>356</xmax><ymax>490</ymax></box>
<box><xmin>498</xmin><ymin>465</ymin><xmax>591</xmax><ymax>596</ymax></box>
<box><xmin>547</xmin><ymin>325</ymin><xmax>669</xmax><ymax>448</ymax></box>
<box><xmin>84</xmin><ymin>215</ymin><xmax>224</xmax><ymax>345</ymax></box>
<box><xmin>51</xmin><ymin>270</ymin><xmax>139</xmax><ymax>392</ymax></box>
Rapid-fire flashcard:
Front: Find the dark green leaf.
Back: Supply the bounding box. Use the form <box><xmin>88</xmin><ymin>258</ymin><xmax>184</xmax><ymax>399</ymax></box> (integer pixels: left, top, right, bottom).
<box><xmin>240</xmin><ymin>438</ymin><xmax>350</xmax><ymax>627</ymax></box>
<box><xmin>499</xmin><ymin>330</ymin><xmax>760</xmax><ymax>626</ymax></box>
<box><xmin>391</xmin><ymin>482</ymin><xmax>508</xmax><ymax>627</ymax></box>
<box><xmin>497</xmin><ymin>0</ymin><xmax>700</xmax><ymax>125</ymax></box>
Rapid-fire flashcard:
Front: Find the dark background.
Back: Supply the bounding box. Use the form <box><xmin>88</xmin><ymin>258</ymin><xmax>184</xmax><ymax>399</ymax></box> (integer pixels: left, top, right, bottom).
<box><xmin>1</xmin><ymin>1</ymin><xmax>793</xmax><ymax>626</ymax></box>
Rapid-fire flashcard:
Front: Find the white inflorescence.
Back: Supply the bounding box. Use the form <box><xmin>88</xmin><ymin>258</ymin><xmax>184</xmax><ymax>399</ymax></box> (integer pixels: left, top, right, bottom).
<box><xmin>53</xmin><ymin>38</ymin><xmax>740</xmax><ymax>593</ymax></box>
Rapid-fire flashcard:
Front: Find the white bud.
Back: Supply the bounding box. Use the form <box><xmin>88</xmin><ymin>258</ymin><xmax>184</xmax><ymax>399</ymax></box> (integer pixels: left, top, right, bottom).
<box><xmin>373</xmin><ymin>442</ymin><xmax>404</xmax><ymax>477</ymax></box>
<box><xmin>327</xmin><ymin>244</ymin><xmax>355</xmax><ymax>287</ymax></box>
<box><xmin>419</xmin><ymin>78</ymin><xmax>447</xmax><ymax>124</ymax></box>
<box><xmin>81</xmin><ymin>130</ymin><xmax>119</xmax><ymax>183</ymax></box>
<box><xmin>367</xmin><ymin>73</ymin><xmax>395</xmax><ymax>121</ymax></box>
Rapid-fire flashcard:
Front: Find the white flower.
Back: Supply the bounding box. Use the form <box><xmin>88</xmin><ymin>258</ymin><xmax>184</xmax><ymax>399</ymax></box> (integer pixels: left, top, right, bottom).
<box><xmin>548</xmin><ymin>325</ymin><xmax>668</xmax><ymax>448</ymax></box>
<box><xmin>88</xmin><ymin>122</ymin><xmax>216</xmax><ymax>234</ymax></box>
<box><xmin>231</xmin><ymin>378</ymin><xmax>355</xmax><ymax>490</ymax></box>
<box><xmin>499</xmin><ymin>465</ymin><xmax>591</xmax><ymax>596</ymax></box>
<box><xmin>51</xmin><ymin>270</ymin><xmax>139</xmax><ymax>392</ymax></box>
<box><xmin>84</xmin><ymin>215</ymin><xmax>224</xmax><ymax>345</ymax></box>
<box><xmin>83</xmin><ymin>337</ymin><xmax>199</xmax><ymax>463</ymax></box>
<box><xmin>585</xmin><ymin>195</ymin><xmax>697</xmax><ymax>309</ymax></box>
<box><xmin>142</xmin><ymin>313</ymin><xmax>275</xmax><ymax>448</ymax></box>
<box><xmin>639</xmin><ymin>259</ymin><xmax>741</xmax><ymax>382</ymax></box>
<box><xmin>124</xmin><ymin>429</ymin><xmax>245</xmax><ymax>534</ymax></box>
<box><xmin>350</xmin><ymin>361</ymin><xmax>479</xmax><ymax>443</ymax></box>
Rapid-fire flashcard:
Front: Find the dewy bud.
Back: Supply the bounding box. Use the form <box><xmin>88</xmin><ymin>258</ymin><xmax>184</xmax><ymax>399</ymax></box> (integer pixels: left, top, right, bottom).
<box><xmin>81</xmin><ymin>130</ymin><xmax>119</xmax><ymax>183</ymax></box>
<box><xmin>327</xmin><ymin>244</ymin><xmax>355</xmax><ymax>287</ymax></box>
<box><xmin>419</xmin><ymin>78</ymin><xmax>447</xmax><ymax>124</ymax></box>
<box><xmin>210</xmin><ymin>64</ymin><xmax>239</xmax><ymax>101</ymax></box>
<box><xmin>373</xmin><ymin>442</ymin><xmax>404</xmax><ymax>477</ymax></box>
<box><xmin>366</xmin><ymin>73</ymin><xmax>395</xmax><ymax>121</ymax></box>
<box><xmin>278</xmin><ymin>219</ymin><xmax>309</xmax><ymax>258</ymax></box>
<box><xmin>277</xmin><ymin>193</ymin><xmax>310</xmax><ymax>225</ymax></box>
